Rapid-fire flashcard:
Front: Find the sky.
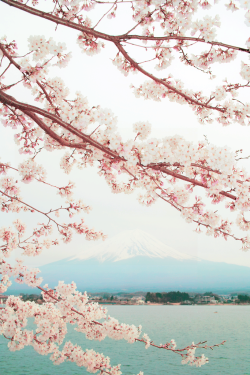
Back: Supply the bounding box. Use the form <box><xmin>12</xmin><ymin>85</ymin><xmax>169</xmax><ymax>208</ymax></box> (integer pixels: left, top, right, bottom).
<box><xmin>1</xmin><ymin>0</ymin><xmax>250</xmax><ymax>269</ymax></box>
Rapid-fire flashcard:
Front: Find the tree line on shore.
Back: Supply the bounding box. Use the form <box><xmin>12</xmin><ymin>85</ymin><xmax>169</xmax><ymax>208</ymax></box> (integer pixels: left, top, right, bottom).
<box><xmin>145</xmin><ymin>291</ymin><xmax>191</xmax><ymax>303</ymax></box>
<box><xmin>7</xmin><ymin>292</ymin><xmax>250</xmax><ymax>304</ymax></box>
<box><xmin>145</xmin><ymin>292</ymin><xmax>250</xmax><ymax>304</ymax></box>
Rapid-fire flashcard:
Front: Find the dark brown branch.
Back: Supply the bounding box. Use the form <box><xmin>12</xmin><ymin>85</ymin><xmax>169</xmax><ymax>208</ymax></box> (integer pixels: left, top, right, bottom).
<box><xmin>35</xmin><ymin>81</ymin><xmax>61</xmax><ymax>116</ymax></box>
<box><xmin>23</xmin><ymin>110</ymin><xmax>87</xmax><ymax>149</ymax></box>
<box><xmin>0</xmin><ymin>0</ymin><xmax>246</xmax><ymax>111</ymax></box>
<box><xmin>93</xmin><ymin>0</ymin><xmax>117</xmax><ymax>29</ymax></box>
<box><xmin>0</xmin><ymin>44</ymin><xmax>21</xmax><ymax>71</ymax></box>
<box><xmin>150</xmin><ymin>165</ymin><xmax>236</xmax><ymax>200</ymax></box>
<box><xmin>36</xmin><ymin>285</ymin><xmax>103</xmax><ymax>325</ymax></box>
<box><xmin>0</xmin><ymin>189</ymin><xmax>64</xmax><ymax>227</ymax></box>
<box><xmin>114</xmin><ymin>42</ymin><xmax>224</xmax><ymax>113</ymax></box>
<box><xmin>0</xmin><ymin>89</ymin><xmax>120</xmax><ymax>158</ymax></box>
<box><xmin>119</xmin><ymin>35</ymin><xmax>249</xmax><ymax>53</ymax></box>
<box><xmin>2</xmin><ymin>0</ymin><xmax>248</xmax><ymax>54</ymax></box>
<box><xmin>0</xmin><ymin>90</ymin><xmax>237</xmax><ymax>201</ymax></box>
<box><xmin>0</xmin><ymin>0</ymin><xmax>114</xmax><ymax>41</ymax></box>
<box><xmin>0</xmin><ymin>61</ymin><xmax>11</xmax><ymax>78</ymax></box>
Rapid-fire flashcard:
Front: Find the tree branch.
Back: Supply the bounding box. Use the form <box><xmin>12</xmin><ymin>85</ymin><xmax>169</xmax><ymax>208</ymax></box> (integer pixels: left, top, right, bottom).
<box><xmin>0</xmin><ymin>0</ymin><xmax>247</xmax><ymax>112</ymax></box>
<box><xmin>2</xmin><ymin>0</ymin><xmax>249</xmax><ymax>54</ymax></box>
<box><xmin>0</xmin><ymin>90</ymin><xmax>237</xmax><ymax>201</ymax></box>
<box><xmin>114</xmin><ymin>42</ymin><xmax>225</xmax><ymax>112</ymax></box>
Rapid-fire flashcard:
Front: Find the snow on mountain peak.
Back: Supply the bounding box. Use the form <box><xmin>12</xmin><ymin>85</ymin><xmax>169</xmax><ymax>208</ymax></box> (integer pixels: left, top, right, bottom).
<box><xmin>71</xmin><ymin>229</ymin><xmax>196</xmax><ymax>262</ymax></box>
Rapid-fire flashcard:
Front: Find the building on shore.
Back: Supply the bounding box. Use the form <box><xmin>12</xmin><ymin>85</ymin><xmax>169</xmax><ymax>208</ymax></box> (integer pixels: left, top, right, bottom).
<box><xmin>181</xmin><ymin>300</ymin><xmax>192</xmax><ymax>305</ymax></box>
<box><xmin>131</xmin><ymin>296</ymin><xmax>145</xmax><ymax>305</ymax></box>
<box><xmin>195</xmin><ymin>295</ymin><xmax>218</xmax><ymax>304</ymax></box>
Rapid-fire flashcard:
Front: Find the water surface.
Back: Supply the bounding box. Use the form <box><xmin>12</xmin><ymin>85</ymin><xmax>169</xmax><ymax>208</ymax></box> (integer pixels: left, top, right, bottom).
<box><xmin>0</xmin><ymin>305</ymin><xmax>249</xmax><ymax>374</ymax></box>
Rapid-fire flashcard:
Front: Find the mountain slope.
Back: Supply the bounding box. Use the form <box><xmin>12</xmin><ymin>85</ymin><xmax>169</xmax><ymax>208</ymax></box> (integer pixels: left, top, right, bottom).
<box><xmin>38</xmin><ymin>256</ymin><xmax>250</xmax><ymax>293</ymax></box>
<box><xmin>9</xmin><ymin>230</ymin><xmax>250</xmax><ymax>293</ymax></box>
<box><xmin>71</xmin><ymin>229</ymin><xmax>197</xmax><ymax>262</ymax></box>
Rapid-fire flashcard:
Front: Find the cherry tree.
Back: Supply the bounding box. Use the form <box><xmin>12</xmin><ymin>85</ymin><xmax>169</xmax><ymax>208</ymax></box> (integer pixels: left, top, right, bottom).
<box><xmin>0</xmin><ymin>0</ymin><xmax>249</xmax><ymax>372</ymax></box>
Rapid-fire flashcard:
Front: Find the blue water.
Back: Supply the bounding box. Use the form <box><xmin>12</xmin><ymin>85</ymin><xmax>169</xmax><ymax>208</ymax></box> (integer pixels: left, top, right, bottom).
<box><xmin>0</xmin><ymin>305</ymin><xmax>250</xmax><ymax>375</ymax></box>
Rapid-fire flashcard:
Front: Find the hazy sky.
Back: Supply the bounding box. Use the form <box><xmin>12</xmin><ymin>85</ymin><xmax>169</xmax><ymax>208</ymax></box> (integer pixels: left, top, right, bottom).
<box><xmin>1</xmin><ymin>1</ymin><xmax>250</xmax><ymax>268</ymax></box>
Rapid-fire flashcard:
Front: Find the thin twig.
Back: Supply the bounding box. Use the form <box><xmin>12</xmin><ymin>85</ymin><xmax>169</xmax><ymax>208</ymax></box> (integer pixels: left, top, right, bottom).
<box><xmin>93</xmin><ymin>0</ymin><xmax>117</xmax><ymax>29</ymax></box>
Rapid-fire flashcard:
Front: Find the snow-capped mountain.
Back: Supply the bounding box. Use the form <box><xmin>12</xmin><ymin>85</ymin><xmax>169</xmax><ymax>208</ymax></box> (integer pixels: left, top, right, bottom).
<box><xmin>71</xmin><ymin>229</ymin><xmax>197</xmax><ymax>262</ymax></box>
<box><xmin>10</xmin><ymin>230</ymin><xmax>250</xmax><ymax>293</ymax></box>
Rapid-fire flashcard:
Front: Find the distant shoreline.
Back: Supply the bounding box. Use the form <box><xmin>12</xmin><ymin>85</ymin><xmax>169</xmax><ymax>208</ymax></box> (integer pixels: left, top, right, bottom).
<box><xmin>1</xmin><ymin>302</ymin><xmax>250</xmax><ymax>308</ymax></box>
<box><xmin>97</xmin><ymin>302</ymin><xmax>248</xmax><ymax>306</ymax></box>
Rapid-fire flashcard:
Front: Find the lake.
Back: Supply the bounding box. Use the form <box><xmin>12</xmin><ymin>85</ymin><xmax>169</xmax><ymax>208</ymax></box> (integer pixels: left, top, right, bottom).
<box><xmin>0</xmin><ymin>305</ymin><xmax>250</xmax><ymax>374</ymax></box>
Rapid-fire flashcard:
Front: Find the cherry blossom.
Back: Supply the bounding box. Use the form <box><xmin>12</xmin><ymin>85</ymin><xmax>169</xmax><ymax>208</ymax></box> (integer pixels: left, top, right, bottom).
<box><xmin>0</xmin><ymin>0</ymin><xmax>249</xmax><ymax>372</ymax></box>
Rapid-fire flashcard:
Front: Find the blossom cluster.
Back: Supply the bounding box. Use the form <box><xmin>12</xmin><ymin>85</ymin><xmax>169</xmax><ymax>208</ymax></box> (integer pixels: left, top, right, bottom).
<box><xmin>18</xmin><ymin>159</ymin><xmax>46</xmax><ymax>183</ymax></box>
<box><xmin>28</xmin><ymin>35</ymin><xmax>67</xmax><ymax>61</ymax></box>
<box><xmin>154</xmin><ymin>48</ymin><xmax>174</xmax><ymax>71</ymax></box>
<box><xmin>77</xmin><ymin>33</ymin><xmax>104</xmax><ymax>56</ymax></box>
<box><xmin>133</xmin><ymin>121</ymin><xmax>151</xmax><ymax>141</ymax></box>
<box><xmin>191</xmin><ymin>15</ymin><xmax>221</xmax><ymax>42</ymax></box>
<box><xmin>1</xmin><ymin>259</ymin><xmax>43</xmax><ymax>287</ymax></box>
<box><xmin>0</xmin><ymin>274</ymin><xmax>11</xmax><ymax>293</ymax></box>
<box><xmin>181</xmin><ymin>347</ymin><xmax>208</xmax><ymax>367</ymax></box>
<box><xmin>113</xmin><ymin>54</ymin><xmax>137</xmax><ymax>77</ymax></box>
<box><xmin>240</xmin><ymin>61</ymin><xmax>250</xmax><ymax>81</ymax></box>
<box><xmin>132</xmin><ymin>77</ymin><xmax>249</xmax><ymax>126</ymax></box>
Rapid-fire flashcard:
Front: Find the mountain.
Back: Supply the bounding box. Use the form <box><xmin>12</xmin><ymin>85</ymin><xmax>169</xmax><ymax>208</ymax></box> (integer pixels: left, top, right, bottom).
<box><xmin>70</xmin><ymin>229</ymin><xmax>197</xmax><ymax>262</ymax></box>
<box><xmin>9</xmin><ymin>230</ymin><xmax>250</xmax><ymax>293</ymax></box>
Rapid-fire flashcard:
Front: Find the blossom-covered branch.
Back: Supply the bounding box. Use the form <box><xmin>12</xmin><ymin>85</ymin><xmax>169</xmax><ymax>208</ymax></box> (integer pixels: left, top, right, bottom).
<box><xmin>0</xmin><ymin>280</ymin><xmax>225</xmax><ymax>372</ymax></box>
<box><xmin>2</xmin><ymin>0</ymin><xmax>250</xmax><ymax>124</ymax></box>
<box><xmin>1</xmin><ymin>30</ymin><xmax>250</xmax><ymax>264</ymax></box>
